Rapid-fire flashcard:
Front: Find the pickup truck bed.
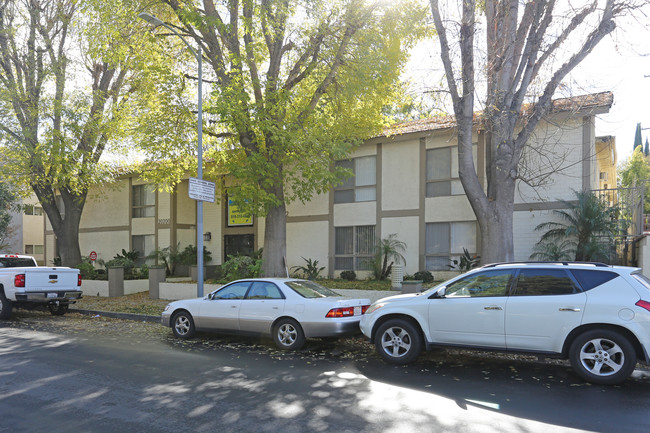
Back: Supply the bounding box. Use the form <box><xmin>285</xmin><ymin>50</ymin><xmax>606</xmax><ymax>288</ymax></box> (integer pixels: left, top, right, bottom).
<box><xmin>0</xmin><ymin>254</ymin><xmax>82</xmax><ymax>319</ymax></box>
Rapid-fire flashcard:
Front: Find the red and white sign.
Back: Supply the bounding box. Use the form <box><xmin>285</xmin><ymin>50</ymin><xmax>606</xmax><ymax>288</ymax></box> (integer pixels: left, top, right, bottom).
<box><xmin>89</xmin><ymin>251</ymin><xmax>97</xmax><ymax>261</ymax></box>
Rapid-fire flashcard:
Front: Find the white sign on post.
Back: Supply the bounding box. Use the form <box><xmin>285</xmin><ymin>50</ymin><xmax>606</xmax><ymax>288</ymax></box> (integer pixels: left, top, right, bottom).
<box><xmin>188</xmin><ymin>177</ymin><xmax>215</xmax><ymax>203</ymax></box>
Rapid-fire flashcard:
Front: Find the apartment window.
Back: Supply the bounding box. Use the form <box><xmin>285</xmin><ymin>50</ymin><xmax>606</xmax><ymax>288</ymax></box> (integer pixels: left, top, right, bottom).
<box><xmin>23</xmin><ymin>205</ymin><xmax>43</xmax><ymax>216</ymax></box>
<box><xmin>425</xmin><ymin>221</ymin><xmax>477</xmax><ymax>270</ymax></box>
<box><xmin>25</xmin><ymin>245</ymin><xmax>44</xmax><ymax>255</ymax></box>
<box><xmin>425</xmin><ymin>145</ymin><xmax>477</xmax><ymax>197</ymax></box>
<box><xmin>334</xmin><ymin>156</ymin><xmax>376</xmax><ymax>203</ymax></box>
<box><xmin>132</xmin><ymin>235</ymin><xmax>155</xmax><ymax>265</ymax></box>
<box><xmin>132</xmin><ymin>185</ymin><xmax>155</xmax><ymax>218</ymax></box>
<box><xmin>335</xmin><ymin>225</ymin><xmax>376</xmax><ymax>270</ymax></box>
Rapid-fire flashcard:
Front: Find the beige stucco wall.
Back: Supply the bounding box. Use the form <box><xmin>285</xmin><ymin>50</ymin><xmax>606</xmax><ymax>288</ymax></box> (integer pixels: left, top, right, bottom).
<box><xmin>287</xmin><ymin>191</ymin><xmax>329</xmax><ymax>217</ymax></box>
<box><xmin>176</xmin><ymin>180</ymin><xmax>195</xmax><ymax>225</ymax></box>
<box><xmin>203</xmin><ymin>200</ymin><xmax>223</xmax><ymax>264</ymax></box>
<box><xmin>424</xmin><ymin>196</ymin><xmax>474</xmax><ymax>223</ymax></box>
<box><xmin>82</xmin><ymin>181</ymin><xmax>130</xmax><ymax>228</ymax></box>
<box><xmin>381</xmin><ymin>216</ymin><xmax>420</xmax><ymax>274</ymax></box>
<box><xmin>132</xmin><ymin>217</ymin><xmax>155</xmax><ymax>235</ymax></box>
<box><xmin>333</xmin><ymin>202</ymin><xmax>376</xmax><ymax>226</ymax></box>
<box><xmin>514</xmin><ymin>117</ymin><xmax>584</xmax><ymax>204</ymax></box>
<box><xmin>79</xmin><ymin>231</ymin><xmax>130</xmax><ymax>263</ymax></box>
<box><xmin>381</xmin><ymin>138</ymin><xmax>420</xmax><ymax>211</ymax></box>
<box><xmin>286</xmin><ymin>220</ymin><xmax>329</xmax><ymax>275</ymax></box>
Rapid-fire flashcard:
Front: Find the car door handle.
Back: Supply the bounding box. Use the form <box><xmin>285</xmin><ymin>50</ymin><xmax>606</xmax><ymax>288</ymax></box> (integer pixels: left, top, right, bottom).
<box><xmin>559</xmin><ymin>307</ymin><xmax>581</xmax><ymax>312</ymax></box>
<box><xmin>231</xmin><ymin>305</ymin><xmax>238</xmax><ymax>308</ymax></box>
<box><xmin>484</xmin><ymin>306</ymin><xmax>502</xmax><ymax>310</ymax></box>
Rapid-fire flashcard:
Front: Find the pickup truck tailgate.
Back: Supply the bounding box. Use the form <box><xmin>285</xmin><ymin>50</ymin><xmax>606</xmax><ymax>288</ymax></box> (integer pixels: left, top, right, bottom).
<box><xmin>22</xmin><ymin>268</ymin><xmax>79</xmax><ymax>291</ymax></box>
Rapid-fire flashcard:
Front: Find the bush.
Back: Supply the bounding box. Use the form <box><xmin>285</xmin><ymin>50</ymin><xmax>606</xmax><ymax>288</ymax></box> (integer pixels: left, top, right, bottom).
<box><xmin>75</xmin><ymin>260</ymin><xmax>97</xmax><ymax>280</ymax></box>
<box><xmin>222</xmin><ymin>255</ymin><xmax>262</xmax><ymax>280</ymax></box>
<box><xmin>340</xmin><ymin>270</ymin><xmax>356</xmax><ymax>281</ymax></box>
<box><xmin>413</xmin><ymin>270</ymin><xmax>434</xmax><ymax>283</ymax></box>
<box><xmin>177</xmin><ymin>245</ymin><xmax>212</xmax><ymax>265</ymax></box>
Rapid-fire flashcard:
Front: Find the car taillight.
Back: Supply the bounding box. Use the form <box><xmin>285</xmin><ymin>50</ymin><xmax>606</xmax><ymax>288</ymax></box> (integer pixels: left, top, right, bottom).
<box><xmin>325</xmin><ymin>305</ymin><xmax>371</xmax><ymax>318</ymax></box>
<box><xmin>14</xmin><ymin>274</ymin><xmax>25</xmax><ymax>288</ymax></box>
<box><xmin>326</xmin><ymin>307</ymin><xmax>355</xmax><ymax>318</ymax></box>
<box><xmin>78</xmin><ymin>273</ymin><xmax>82</xmax><ymax>286</ymax></box>
<box><xmin>636</xmin><ymin>300</ymin><xmax>650</xmax><ymax>312</ymax></box>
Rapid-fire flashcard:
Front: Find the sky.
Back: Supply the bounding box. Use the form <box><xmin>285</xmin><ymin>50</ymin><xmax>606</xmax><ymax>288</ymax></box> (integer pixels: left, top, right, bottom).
<box><xmin>404</xmin><ymin>4</ymin><xmax>650</xmax><ymax>168</ymax></box>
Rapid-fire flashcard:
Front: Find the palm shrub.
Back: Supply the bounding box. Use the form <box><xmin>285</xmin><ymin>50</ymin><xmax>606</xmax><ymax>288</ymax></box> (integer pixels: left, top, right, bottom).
<box><xmin>291</xmin><ymin>257</ymin><xmax>325</xmax><ymax>280</ymax></box>
<box><xmin>533</xmin><ymin>190</ymin><xmax>617</xmax><ymax>262</ymax></box>
<box><xmin>369</xmin><ymin>234</ymin><xmax>407</xmax><ymax>281</ymax></box>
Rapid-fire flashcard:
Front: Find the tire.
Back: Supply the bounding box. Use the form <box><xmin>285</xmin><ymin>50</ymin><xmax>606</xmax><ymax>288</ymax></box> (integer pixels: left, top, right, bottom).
<box><xmin>48</xmin><ymin>303</ymin><xmax>69</xmax><ymax>316</ymax></box>
<box><xmin>0</xmin><ymin>291</ymin><xmax>13</xmax><ymax>320</ymax></box>
<box><xmin>375</xmin><ymin>319</ymin><xmax>422</xmax><ymax>365</ymax></box>
<box><xmin>273</xmin><ymin>318</ymin><xmax>306</xmax><ymax>350</ymax></box>
<box><xmin>171</xmin><ymin>311</ymin><xmax>196</xmax><ymax>339</ymax></box>
<box><xmin>569</xmin><ymin>329</ymin><xmax>637</xmax><ymax>385</ymax></box>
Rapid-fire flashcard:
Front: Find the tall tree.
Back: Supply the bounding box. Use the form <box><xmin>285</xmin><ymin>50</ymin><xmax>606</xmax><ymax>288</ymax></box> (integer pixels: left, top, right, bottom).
<box><xmin>0</xmin><ymin>0</ymin><xmax>168</xmax><ymax>266</ymax></box>
<box><xmin>149</xmin><ymin>0</ymin><xmax>425</xmax><ymax>276</ymax></box>
<box><xmin>644</xmin><ymin>137</ymin><xmax>649</xmax><ymax>157</ymax></box>
<box><xmin>429</xmin><ymin>0</ymin><xmax>636</xmax><ymax>264</ymax></box>
<box><xmin>0</xmin><ymin>181</ymin><xmax>19</xmax><ymax>250</ymax></box>
<box><xmin>634</xmin><ymin>122</ymin><xmax>643</xmax><ymax>152</ymax></box>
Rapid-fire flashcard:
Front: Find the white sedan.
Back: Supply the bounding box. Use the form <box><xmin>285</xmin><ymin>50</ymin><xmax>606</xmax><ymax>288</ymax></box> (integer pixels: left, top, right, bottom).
<box><xmin>161</xmin><ymin>278</ymin><xmax>371</xmax><ymax>350</ymax></box>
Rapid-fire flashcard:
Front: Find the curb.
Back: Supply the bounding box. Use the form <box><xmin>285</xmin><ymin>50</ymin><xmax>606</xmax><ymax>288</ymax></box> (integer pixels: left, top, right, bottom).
<box><xmin>70</xmin><ymin>308</ymin><xmax>160</xmax><ymax>323</ymax></box>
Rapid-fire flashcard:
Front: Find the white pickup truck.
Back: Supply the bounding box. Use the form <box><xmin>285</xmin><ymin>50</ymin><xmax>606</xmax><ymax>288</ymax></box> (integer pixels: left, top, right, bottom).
<box><xmin>0</xmin><ymin>254</ymin><xmax>82</xmax><ymax>319</ymax></box>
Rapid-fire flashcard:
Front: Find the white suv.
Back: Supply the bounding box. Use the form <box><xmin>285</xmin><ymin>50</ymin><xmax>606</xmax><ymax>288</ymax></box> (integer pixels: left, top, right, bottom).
<box><xmin>359</xmin><ymin>262</ymin><xmax>650</xmax><ymax>385</ymax></box>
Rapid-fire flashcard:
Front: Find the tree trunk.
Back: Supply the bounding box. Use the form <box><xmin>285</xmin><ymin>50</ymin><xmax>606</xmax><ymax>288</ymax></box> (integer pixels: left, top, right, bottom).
<box><xmin>261</xmin><ymin>198</ymin><xmax>288</xmax><ymax>277</ymax></box>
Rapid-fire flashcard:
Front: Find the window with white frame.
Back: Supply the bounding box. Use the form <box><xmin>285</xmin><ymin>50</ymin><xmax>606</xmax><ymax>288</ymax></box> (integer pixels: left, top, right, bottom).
<box><xmin>23</xmin><ymin>204</ymin><xmax>44</xmax><ymax>216</ymax></box>
<box><xmin>425</xmin><ymin>221</ymin><xmax>477</xmax><ymax>270</ymax></box>
<box><xmin>334</xmin><ymin>225</ymin><xmax>376</xmax><ymax>270</ymax></box>
<box><xmin>132</xmin><ymin>185</ymin><xmax>155</xmax><ymax>218</ymax></box>
<box><xmin>425</xmin><ymin>145</ymin><xmax>477</xmax><ymax>197</ymax></box>
<box><xmin>334</xmin><ymin>156</ymin><xmax>376</xmax><ymax>203</ymax></box>
<box><xmin>25</xmin><ymin>245</ymin><xmax>44</xmax><ymax>255</ymax></box>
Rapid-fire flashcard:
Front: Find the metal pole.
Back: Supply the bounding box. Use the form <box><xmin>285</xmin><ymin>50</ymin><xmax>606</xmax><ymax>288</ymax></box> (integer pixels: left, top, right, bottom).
<box><xmin>138</xmin><ymin>13</ymin><xmax>205</xmax><ymax>297</ymax></box>
<box><xmin>197</xmin><ymin>46</ymin><xmax>204</xmax><ymax>297</ymax></box>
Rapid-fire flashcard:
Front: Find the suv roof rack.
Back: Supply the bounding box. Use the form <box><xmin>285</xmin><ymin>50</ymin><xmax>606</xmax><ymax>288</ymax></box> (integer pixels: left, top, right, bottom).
<box><xmin>482</xmin><ymin>261</ymin><xmax>611</xmax><ymax>268</ymax></box>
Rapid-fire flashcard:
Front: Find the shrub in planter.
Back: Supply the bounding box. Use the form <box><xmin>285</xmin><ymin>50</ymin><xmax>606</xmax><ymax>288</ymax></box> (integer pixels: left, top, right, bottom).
<box><xmin>340</xmin><ymin>270</ymin><xmax>356</xmax><ymax>281</ymax></box>
<box><xmin>413</xmin><ymin>270</ymin><xmax>434</xmax><ymax>283</ymax></box>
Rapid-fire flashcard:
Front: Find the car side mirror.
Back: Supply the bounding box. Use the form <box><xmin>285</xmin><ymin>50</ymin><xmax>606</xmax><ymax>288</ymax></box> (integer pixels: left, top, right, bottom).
<box><xmin>428</xmin><ymin>288</ymin><xmax>446</xmax><ymax>299</ymax></box>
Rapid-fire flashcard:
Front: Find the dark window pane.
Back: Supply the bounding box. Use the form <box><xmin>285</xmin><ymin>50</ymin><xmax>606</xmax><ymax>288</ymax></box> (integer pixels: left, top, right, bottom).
<box><xmin>335</xmin><ymin>160</ymin><xmax>354</xmax><ymax>188</ymax></box>
<box><xmin>335</xmin><ymin>257</ymin><xmax>354</xmax><ymax>270</ymax></box>
<box><xmin>355</xmin><ymin>225</ymin><xmax>376</xmax><ymax>255</ymax></box>
<box><xmin>426</xmin><ymin>223</ymin><xmax>449</xmax><ymax>254</ymax></box>
<box><xmin>426</xmin><ymin>181</ymin><xmax>452</xmax><ymax>197</ymax></box>
<box><xmin>570</xmin><ymin>270</ymin><xmax>618</xmax><ymax>291</ymax></box>
<box><xmin>335</xmin><ymin>227</ymin><xmax>353</xmax><ymax>255</ymax></box>
<box><xmin>426</xmin><ymin>148</ymin><xmax>450</xmax><ymax>181</ymax></box>
<box><xmin>514</xmin><ymin>269</ymin><xmax>576</xmax><ymax>296</ymax></box>
<box><xmin>426</xmin><ymin>256</ymin><xmax>449</xmax><ymax>271</ymax></box>
<box><xmin>334</xmin><ymin>189</ymin><xmax>354</xmax><ymax>204</ymax></box>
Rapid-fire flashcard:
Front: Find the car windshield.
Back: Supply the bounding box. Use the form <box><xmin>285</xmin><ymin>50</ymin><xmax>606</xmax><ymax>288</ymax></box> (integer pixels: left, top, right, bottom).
<box><xmin>285</xmin><ymin>280</ymin><xmax>341</xmax><ymax>298</ymax></box>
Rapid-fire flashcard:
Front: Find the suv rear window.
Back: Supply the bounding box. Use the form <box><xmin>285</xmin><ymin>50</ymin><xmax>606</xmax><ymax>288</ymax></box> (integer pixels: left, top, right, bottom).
<box><xmin>570</xmin><ymin>270</ymin><xmax>618</xmax><ymax>291</ymax></box>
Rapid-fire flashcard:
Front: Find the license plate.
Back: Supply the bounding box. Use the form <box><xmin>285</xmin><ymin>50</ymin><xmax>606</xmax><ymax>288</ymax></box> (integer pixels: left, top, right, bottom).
<box><xmin>47</xmin><ymin>292</ymin><xmax>57</xmax><ymax>298</ymax></box>
<box><xmin>354</xmin><ymin>306</ymin><xmax>361</xmax><ymax>315</ymax></box>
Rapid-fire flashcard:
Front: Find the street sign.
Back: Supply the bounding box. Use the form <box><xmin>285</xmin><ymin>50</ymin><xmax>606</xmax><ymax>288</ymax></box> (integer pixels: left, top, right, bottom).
<box><xmin>188</xmin><ymin>177</ymin><xmax>215</xmax><ymax>203</ymax></box>
<box><xmin>89</xmin><ymin>251</ymin><xmax>97</xmax><ymax>262</ymax></box>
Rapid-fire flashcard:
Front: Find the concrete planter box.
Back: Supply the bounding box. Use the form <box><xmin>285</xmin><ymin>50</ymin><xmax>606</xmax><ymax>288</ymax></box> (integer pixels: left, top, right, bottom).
<box><xmin>148</xmin><ymin>266</ymin><xmax>166</xmax><ymax>299</ymax></box>
<box><xmin>159</xmin><ymin>282</ymin><xmax>222</xmax><ymax>300</ymax></box>
<box><xmin>401</xmin><ymin>280</ymin><xmax>423</xmax><ymax>294</ymax></box>
<box><xmin>81</xmin><ymin>278</ymin><xmax>149</xmax><ymax>297</ymax></box>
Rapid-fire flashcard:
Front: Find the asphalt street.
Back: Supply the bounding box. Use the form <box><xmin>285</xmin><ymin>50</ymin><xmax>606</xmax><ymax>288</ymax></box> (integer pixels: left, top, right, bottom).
<box><xmin>0</xmin><ymin>314</ymin><xmax>648</xmax><ymax>433</ymax></box>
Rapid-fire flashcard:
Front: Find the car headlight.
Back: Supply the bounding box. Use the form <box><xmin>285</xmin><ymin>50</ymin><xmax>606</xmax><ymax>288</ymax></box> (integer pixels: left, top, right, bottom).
<box><xmin>365</xmin><ymin>303</ymin><xmax>385</xmax><ymax>315</ymax></box>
